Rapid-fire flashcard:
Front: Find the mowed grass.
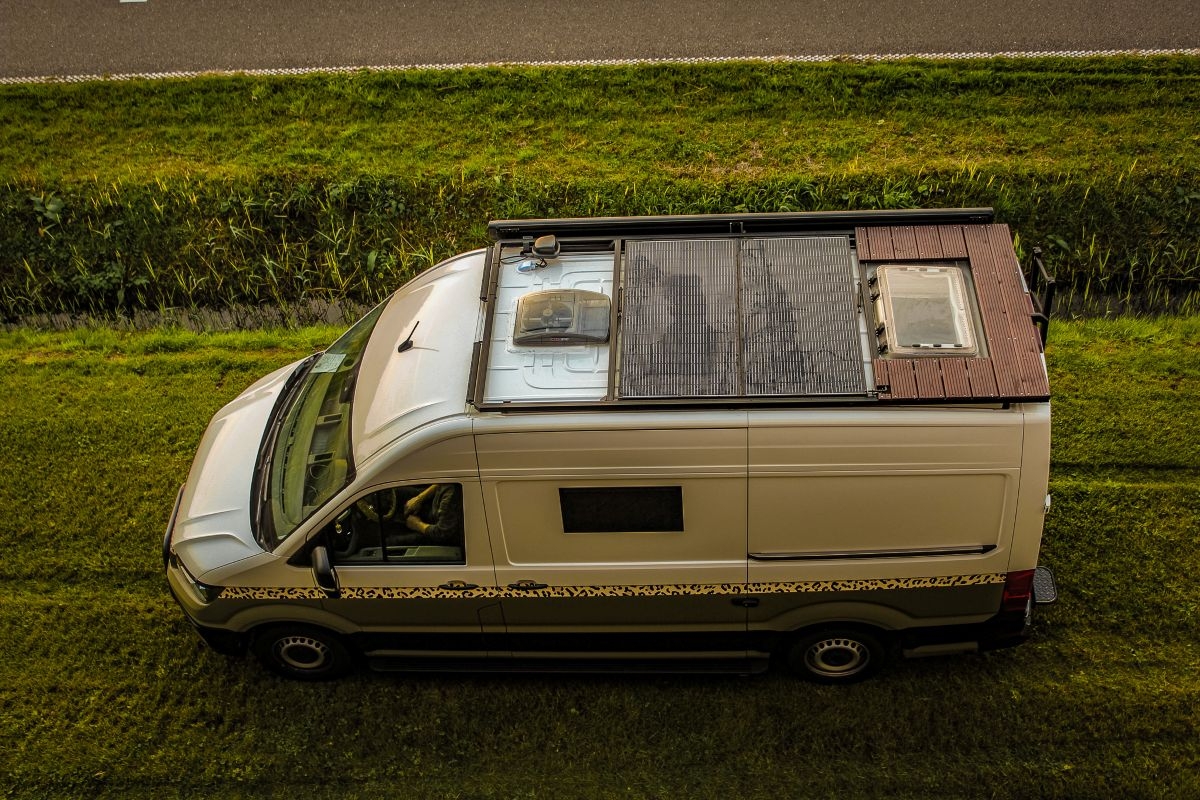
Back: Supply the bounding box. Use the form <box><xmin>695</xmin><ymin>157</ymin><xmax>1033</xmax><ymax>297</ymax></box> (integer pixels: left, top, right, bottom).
<box><xmin>1</xmin><ymin>317</ymin><xmax>1198</xmax><ymax>798</ymax></box>
<box><xmin>3</xmin><ymin>57</ymin><xmax>1200</xmax><ymax>320</ymax></box>
<box><xmin>3</xmin><ymin>57</ymin><xmax>1198</xmax><ymax>183</ymax></box>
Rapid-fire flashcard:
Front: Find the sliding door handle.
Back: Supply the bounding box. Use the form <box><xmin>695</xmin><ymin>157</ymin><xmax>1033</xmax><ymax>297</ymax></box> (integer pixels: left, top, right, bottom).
<box><xmin>507</xmin><ymin>580</ymin><xmax>548</xmax><ymax>590</ymax></box>
<box><xmin>439</xmin><ymin>580</ymin><xmax>480</xmax><ymax>591</ymax></box>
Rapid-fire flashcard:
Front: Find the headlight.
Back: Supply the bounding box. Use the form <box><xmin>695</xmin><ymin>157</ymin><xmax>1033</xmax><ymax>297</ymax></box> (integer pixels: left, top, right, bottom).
<box><xmin>175</xmin><ymin>558</ymin><xmax>223</xmax><ymax>604</ymax></box>
<box><xmin>163</xmin><ymin>485</ymin><xmax>184</xmax><ymax>567</ymax></box>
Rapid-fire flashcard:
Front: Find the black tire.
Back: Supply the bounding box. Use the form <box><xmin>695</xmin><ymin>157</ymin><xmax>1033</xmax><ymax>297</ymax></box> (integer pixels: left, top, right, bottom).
<box><xmin>252</xmin><ymin>625</ymin><xmax>354</xmax><ymax>681</ymax></box>
<box><xmin>784</xmin><ymin>627</ymin><xmax>886</xmax><ymax>684</ymax></box>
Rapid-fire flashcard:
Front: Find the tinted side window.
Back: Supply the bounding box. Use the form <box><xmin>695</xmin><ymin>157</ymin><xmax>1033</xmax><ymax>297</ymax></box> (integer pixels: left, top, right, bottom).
<box><xmin>326</xmin><ymin>484</ymin><xmax>465</xmax><ymax>565</ymax></box>
<box><xmin>559</xmin><ymin>486</ymin><xmax>684</xmax><ymax>533</ymax></box>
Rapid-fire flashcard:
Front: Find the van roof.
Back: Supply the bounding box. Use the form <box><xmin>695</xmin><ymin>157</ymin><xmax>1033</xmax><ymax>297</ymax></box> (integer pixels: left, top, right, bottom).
<box><xmin>471</xmin><ymin>209</ymin><xmax>1050</xmax><ymax>410</ymax></box>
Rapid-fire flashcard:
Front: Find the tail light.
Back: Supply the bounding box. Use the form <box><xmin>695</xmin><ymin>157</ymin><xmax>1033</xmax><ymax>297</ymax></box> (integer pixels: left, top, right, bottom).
<box><xmin>1001</xmin><ymin>569</ymin><xmax>1036</xmax><ymax>614</ymax></box>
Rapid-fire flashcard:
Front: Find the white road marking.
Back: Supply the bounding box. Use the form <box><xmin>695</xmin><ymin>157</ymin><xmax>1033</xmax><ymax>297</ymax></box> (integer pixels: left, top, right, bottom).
<box><xmin>2</xmin><ymin>49</ymin><xmax>1197</xmax><ymax>84</ymax></box>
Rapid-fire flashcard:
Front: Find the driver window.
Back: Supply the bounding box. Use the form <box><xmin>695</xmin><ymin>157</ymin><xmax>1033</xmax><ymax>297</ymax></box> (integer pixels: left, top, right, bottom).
<box><xmin>324</xmin><ymin>484</ymin><xmax>465</xmax><ymax>566</ymax></box>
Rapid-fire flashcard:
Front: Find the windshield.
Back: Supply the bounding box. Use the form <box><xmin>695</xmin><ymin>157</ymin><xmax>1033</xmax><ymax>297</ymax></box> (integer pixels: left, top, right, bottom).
<box><xmin>264</xmin><ymin>302</ymin><xmax>387</xmax><ymax>546</ymax></box>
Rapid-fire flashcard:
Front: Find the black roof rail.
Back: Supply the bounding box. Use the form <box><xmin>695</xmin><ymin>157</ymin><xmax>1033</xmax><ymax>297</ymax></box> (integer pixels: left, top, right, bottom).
<box><xmin>487</xmin><ymin>208</ymin><xmax>995</xmax><ymax>241</ymax></box>
<box><xmin>1028</xmin><ymin>246</ymin><xmax>1057</xmax><ymax>347</ymax></box>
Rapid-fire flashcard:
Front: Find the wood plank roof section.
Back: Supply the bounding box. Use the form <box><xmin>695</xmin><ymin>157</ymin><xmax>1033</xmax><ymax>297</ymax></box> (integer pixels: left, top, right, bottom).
<box><xmin>858</xmin><ymin>223</ymin><xmax>1049</xmax><ymax>403</ymax></box>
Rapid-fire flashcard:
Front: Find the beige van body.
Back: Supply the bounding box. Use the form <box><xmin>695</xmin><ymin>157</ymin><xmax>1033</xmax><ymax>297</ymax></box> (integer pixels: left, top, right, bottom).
<box><xmin>165</xmin><ymin>209</ymin><xmax>1056</xmax><ymax>682</ymax></box>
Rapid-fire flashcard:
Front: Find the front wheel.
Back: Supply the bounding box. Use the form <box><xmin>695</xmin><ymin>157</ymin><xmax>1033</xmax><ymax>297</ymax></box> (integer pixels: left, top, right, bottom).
<box><xmin>784</xmin><ymin>628</ymin><xmax>886</xmax><ymax>684</ymax></box>
<box><xmin>252</xmin><ymin>625</ymin><xmax>354</xmax><ymax>681</ymax></box>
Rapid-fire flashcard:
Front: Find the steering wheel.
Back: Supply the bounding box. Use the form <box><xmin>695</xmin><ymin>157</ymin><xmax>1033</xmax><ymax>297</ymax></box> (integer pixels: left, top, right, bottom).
<box><xmin>329</xmin><ymin>509</ymin><xmax>359</xmax><ymax>558</ymax></box>
<box><xmin>355</xmin><ymin>489</ymin><xmax>399</xmax><ymax>522</ymax></box>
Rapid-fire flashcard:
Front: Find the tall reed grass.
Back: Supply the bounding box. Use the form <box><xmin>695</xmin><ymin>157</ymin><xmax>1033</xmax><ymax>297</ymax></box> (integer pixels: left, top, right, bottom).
<box><xmin>3</xmin><ymin>167</ymin><xmax>1198</xmax><ymax>325</ymax></box>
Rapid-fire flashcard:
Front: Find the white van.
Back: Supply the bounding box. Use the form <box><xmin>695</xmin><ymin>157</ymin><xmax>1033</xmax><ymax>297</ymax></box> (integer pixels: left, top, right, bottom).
<box><xmin>164</xmin><ymin>208</ymin><xmax>1058</xmax><ymax>683</ymax></box>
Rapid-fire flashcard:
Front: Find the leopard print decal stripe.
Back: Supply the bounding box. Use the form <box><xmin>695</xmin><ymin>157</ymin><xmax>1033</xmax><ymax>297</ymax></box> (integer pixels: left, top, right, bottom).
<box><xmin>216</xmin><ymin>573</ymin><xmax>1006</xmax><ymax>601</ymax></box>
<box><xmin>219</xmin><ymin>586</ymin><xmax>325</xmax><ymax>600</ymax></box>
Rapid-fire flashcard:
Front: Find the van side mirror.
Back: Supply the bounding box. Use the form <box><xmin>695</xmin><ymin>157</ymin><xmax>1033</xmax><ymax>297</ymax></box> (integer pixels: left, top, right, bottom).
<box><xmin>311</xmin><ymin>546</ymin><xmax>341</xmax><ymax>599</ymax></box>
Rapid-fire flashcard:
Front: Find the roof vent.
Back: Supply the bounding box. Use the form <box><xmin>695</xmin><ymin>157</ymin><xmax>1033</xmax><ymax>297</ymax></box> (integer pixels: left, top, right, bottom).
<box><xmin>873</xmin><ymin>264</ymin><xmax>978</xmax><ymax>356</ymax></box>
<box><xmin>513</xmin><ymin>289</ymin><xmax>611</xmax><ymax>346</ymax></box>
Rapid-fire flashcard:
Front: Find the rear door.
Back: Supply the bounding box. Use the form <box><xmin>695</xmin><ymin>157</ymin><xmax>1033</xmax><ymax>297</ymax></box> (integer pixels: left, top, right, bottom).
<box><xmin>745</xmin><ymin>407</ymin><xmax>1022</xmax><ymax>629</ymax></box>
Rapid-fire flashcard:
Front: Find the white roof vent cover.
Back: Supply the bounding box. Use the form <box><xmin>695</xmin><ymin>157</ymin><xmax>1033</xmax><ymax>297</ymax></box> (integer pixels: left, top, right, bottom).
<box><xmin>513</xmin><ymin>289</ymin><xmax>611</xmax><ymax>346</ymax></box>
<box><xmin>873</xmin><ymin>264</ymin><xmax>978</xmax><ymax>356</ymax></box>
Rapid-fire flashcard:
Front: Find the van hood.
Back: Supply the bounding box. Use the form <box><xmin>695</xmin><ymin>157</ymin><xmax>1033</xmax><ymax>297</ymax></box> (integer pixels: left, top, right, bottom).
<box><xmin>171</xmin><ymin>359</ymin><xmax>303</xmax><ymax>579</ymax></box>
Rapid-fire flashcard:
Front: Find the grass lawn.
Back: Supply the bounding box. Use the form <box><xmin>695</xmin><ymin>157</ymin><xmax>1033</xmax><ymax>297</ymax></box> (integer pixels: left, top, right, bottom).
<box><xmin>0</xmin><ymin>316</ymin><xmax>1197</xmax><ymax>798</ymax></box>
<box><xmin>3</xmin><ymin>57</ymin><xmax>1199</xmax><ymax>318</ymax></box>
<box><xmin>4</xmin><ymin>58</ymin><xmax>1199</xmax><ymax>184</ymax></box>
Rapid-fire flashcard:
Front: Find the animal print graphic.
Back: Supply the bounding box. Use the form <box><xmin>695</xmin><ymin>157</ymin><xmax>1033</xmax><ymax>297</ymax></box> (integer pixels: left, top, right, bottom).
<box><xmin>213</xmin><ymin>573</ymin><xmax>1006</xmax><ymax>601</ymax></box>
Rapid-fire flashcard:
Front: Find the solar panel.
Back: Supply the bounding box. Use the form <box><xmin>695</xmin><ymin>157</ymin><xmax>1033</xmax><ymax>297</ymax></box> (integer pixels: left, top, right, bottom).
<box><xmin>618</xmin><ymin>237</ymin><xmax>866</xmax><ymax>399</ymax></box>
<box><xmin>740</xmin><ymin>237</ymin><xmax>865</xmax><ymax>396</ymax></box>
<box><xmin>619</xmin><ymin>239</ymin><xmax>741</xmax><ymax>398</ymax></box>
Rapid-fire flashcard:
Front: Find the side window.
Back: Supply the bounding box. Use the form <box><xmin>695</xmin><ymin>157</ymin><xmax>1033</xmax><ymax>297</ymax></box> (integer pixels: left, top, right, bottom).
<box><xmin>559</xmin><ymin>486</ymin><xmax>684</xmax><ymax>533</ymax></box>
<box><xmin>325</xmin><ymin>484</ymin><xmax>465</xmax><ymax>565</ymax></box>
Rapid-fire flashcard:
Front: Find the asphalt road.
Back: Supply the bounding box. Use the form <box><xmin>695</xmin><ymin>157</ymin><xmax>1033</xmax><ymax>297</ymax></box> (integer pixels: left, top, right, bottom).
<box><xmin>2</xmin><ymin>0</ymin><xmax>1199</xmax><ymax>79</ymax></box>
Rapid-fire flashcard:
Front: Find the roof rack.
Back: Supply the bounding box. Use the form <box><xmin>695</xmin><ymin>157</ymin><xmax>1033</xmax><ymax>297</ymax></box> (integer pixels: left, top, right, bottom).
<box><xmin>472</xmin><ymin>208</ymin><xmax>1049</xmax><ymax>411</ymax></box>
<box><xmin>488</xmin><ymin>208</ymin><xmax>995</xmax><ymax>241</ymax></box>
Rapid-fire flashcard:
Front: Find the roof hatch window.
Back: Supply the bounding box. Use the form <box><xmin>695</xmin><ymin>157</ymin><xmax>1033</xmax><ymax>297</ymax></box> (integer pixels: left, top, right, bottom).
<box><xmin>873</xmin><ymin>264</ymin><xmax>979</xmax><ymax>356</ymax></box>
<box><xmin>513</xmin><ymin>290</ymin><xmax>611</xmax><ymax>346</ymax></box>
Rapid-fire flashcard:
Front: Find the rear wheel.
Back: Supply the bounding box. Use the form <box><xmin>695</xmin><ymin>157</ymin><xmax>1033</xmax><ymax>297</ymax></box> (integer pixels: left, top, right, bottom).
<box><xmin>252</xmin><ymin>625</ymin><xmax>353</xmax><ymax>681</ymax></box>
<box><xmin>784</xmin><ymin>628</ymin><xmax>886</xmax><ymax>684</ymax></box>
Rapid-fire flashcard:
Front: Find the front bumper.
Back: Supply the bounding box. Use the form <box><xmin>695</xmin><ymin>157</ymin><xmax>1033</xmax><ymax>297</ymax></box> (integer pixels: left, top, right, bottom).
<box><xmin>165</xmin><ymin>567</ymin><xmax>249</xmax><ymax>656</ymax></box>
<box><xmin>191</xmin><ymin>623</ymin><xmax>250</xmax><ymax>656</ymax></box>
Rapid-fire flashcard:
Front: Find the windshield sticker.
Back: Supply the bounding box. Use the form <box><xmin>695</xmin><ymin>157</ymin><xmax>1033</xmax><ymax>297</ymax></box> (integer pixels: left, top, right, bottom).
<box><xmin>311</xmin><ymin>353</ymin><xmax>347</xmax><ymax>373</ymax></box>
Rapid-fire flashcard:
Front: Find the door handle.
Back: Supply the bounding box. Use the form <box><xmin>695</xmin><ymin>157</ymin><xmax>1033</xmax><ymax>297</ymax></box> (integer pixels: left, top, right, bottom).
<box><xmin>507</xmin><ymin>580</ymin><xmax>549</xmax><ymax>590</ymax></box>
<box><xmin>731</xmin><ymin>597</ymin><xmax>760</xmax><ymax>608</ymax></box>
<box><xmin>438</xmin><ymin>580</ymin><xmax>480</xmax><ymax>591</ymax></box>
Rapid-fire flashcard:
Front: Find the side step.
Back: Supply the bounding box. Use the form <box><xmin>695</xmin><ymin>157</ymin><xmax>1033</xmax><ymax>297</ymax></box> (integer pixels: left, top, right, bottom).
<box><xmin>902</xmin><ymin>642</ymin><xmax>980</xmax><ymax>659</ymax></box>
<box><xmin>369</xmin><ymin>655</ymin><xmax>771</xmax><ymax>676</ymax></box>
<box><xmin>1033</xmin><ymin>566</ymin><xmax>1058</xmax><ymax>605</ymax></box>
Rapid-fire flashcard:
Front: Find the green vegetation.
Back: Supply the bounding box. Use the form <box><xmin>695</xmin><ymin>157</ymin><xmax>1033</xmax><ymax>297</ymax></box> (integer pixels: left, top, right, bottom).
<box><xmin>2</xmin><ymin>57</ymin><xmax>1200</xmax><ymax>320</ymax></box>
<box><xmin>1</xmin><ymin>317</ymin><xmax>1197</xmax><ymax>798</ymax></box>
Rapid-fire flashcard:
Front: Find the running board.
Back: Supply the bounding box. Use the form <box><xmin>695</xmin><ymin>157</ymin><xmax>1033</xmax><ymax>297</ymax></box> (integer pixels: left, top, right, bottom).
<box><xmin>369</xmin><ymin>655</ymin><xmax>770</xmax><ymax>675</ymax></box>
<box><xmin>902</xmin><ymin>642</ymin><xmax>980</xmax><ymax>659</ymax></box>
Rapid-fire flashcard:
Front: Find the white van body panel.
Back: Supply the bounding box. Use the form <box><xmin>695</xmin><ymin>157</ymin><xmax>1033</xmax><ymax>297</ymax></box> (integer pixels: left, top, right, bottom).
<box><xmin>1011</xmin><ymin>402</ymin><xmax>1052</xmax><ymax>570</ymax></box>
<box><xmin>475</xmin><ymin>422</ymin><xmax>748</xmax><ymax>587</ymax></box>
<box><xmin>747</xmin><ymin>406</ymin><xmax>1021</xmax><ymax>582</ymax></box>
<box><xmin>173</xmin><ymin>359</ymin><xmax>300</xmax><ymax>579</ymax></box>
<box><xmin>352</xmin><ymin>250</ymin><xmax>485</xmax><ymax>464</ymax></box>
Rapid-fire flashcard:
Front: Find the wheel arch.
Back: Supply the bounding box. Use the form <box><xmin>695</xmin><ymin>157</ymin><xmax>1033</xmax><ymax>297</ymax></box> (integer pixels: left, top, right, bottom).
<box><xmin>756</xmin><ymin>600</ymin><xmax>914</xmax><ymax>640</ymax></box>
<box><xmin>224</xmin><ymin>604</ymin><xmax>363</xmax><ymax>638</ymax></box>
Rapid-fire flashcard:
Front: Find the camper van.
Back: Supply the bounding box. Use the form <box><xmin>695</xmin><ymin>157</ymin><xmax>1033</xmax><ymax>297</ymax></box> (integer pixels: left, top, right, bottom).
<box><xmin>164</xmin><ymin>208</ymin><xmax>1057</xmax><ymax>683</ymax></box>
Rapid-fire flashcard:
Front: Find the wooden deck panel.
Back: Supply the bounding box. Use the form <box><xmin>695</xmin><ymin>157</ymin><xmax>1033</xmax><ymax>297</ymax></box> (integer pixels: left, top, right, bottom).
<box><xmin>871</xmin><ymin>359</ymin><xmax>889</xmax><ymax>393</ymax></box>
<box><xmin>914</xmin><ymin>359</ymin><xmax>945</xmax><ymax>398</ymax></box>
<box><xmin>937</xmin><ymin>225</ymin><xmax>969</xmax><ymax>258</ymax></box>
<box><xmin>891</xmin><ymin>360</ymin><xmax>919</xmax><ymax>399</ymax></box>
<box><xmin>915</xmin><ymin>226</ymin><xmax>945</xmax><ymax>259</ymax></box>
<box><xmin>861</xmin><ymin>222</ymin><xmax>1047</xmax><ymax>402</ymax></box>
<box><xmin>891</xmin><ymin>226</ymin><xmax>920</xmax><ymax>260</ymax></box>
<box><xmin>939</xmin><ymin>358</ymin><xmax>972</xmax><ymax>398</ymax></box>
<box><xmin>979</xmin><ymin>227</ymin><xmax>1050</xmax><ymax>397</ymax></box>
<box><xmin>857</xmin><ymin>226</ymin><xmax>894</xmax><ymax>261</ymax></box>
<box><xmin>967</xmin><ymin>225</ymin><xmax>1049</xmax><ymax>398</ymax></box>
<box><xmin>965</xmin><ymin>358</ymin><xmax>1000</xmax><ymax>398</ymax></box>
<box><xmin>965</xmin><ymin>225</ymin><xmax>1021</xmax><ymax>397</ymax></box>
